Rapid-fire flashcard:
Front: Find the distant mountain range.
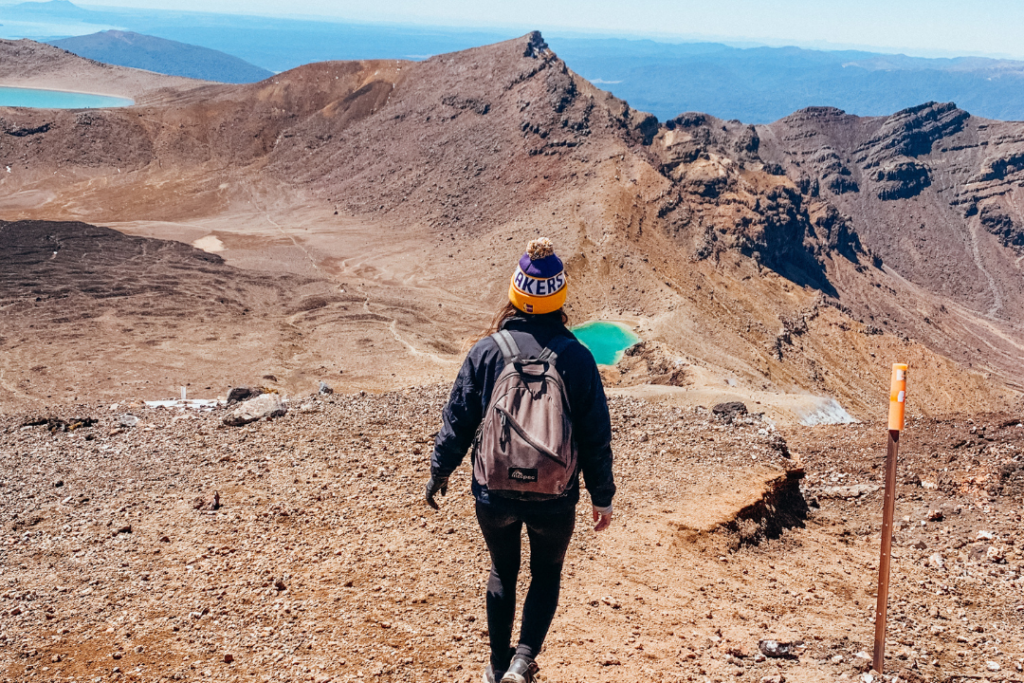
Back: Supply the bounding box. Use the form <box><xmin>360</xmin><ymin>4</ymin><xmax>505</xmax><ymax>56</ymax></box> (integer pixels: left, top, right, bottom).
<box><xmin>3</xmin><ymin>0</ymin><xmax>1024</xmax><ymax>122</ymax></box>
<box><xmin>549</xmin><ymin>38</ymin><xmax>1024</xmax><ymax>122</ymax></box>
<box><xmin>50</xmin><ymin>30</ymin><xmax>273</xmax><ymax>83</ymax></box>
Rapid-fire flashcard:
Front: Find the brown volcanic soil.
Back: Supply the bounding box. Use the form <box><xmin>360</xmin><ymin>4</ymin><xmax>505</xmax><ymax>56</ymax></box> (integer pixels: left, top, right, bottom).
<box><xmin>0</xmin><ymin>38</ymin><xmax>209</xmax><ymax>101</ymax></box>
<box><xmin>0</xmin><ymin>220</ymin><xmax>472</xmax><ymax>411</ymax></box>
<box><xmin>1</xmin><ymin>391</ymin><xmax>1022</xmax><ymax>683</ymax></box>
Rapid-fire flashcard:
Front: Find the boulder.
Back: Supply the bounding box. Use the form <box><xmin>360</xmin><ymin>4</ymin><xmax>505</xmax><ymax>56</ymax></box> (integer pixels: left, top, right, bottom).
<box><xmin>223</xmin><ymin>393</ymin><xmax>287</xmax><ymax>427</ymax></box>
<box><xmin>712</xmin><ymin>402</ymin><xmax>748</xmax><ymax>422</ymax></box>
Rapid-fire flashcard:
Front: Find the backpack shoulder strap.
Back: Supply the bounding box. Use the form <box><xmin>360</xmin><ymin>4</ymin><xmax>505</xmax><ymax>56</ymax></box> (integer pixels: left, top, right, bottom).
<box><xmin>538</xmin><ymin>333</ymin><xmax>574</xmax><ymax>365</ymax></box>
<box><xmin>491</xmin><ymin>330</ymin><xmax>522</xmax><ymax>363</ymax></box>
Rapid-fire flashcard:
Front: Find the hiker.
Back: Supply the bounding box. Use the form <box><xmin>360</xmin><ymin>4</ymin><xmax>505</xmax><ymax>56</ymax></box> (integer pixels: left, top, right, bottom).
<box><xmin>425</xmin><ymin>238</ymin><xmax>616</xmax><ymax>683</ymax></box>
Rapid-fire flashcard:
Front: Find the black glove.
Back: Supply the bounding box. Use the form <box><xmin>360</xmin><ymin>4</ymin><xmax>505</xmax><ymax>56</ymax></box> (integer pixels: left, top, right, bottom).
<box><xmin>425</xmin><ymin>475</ymin><xmax>449</xmax><ymax>510</ymax></box>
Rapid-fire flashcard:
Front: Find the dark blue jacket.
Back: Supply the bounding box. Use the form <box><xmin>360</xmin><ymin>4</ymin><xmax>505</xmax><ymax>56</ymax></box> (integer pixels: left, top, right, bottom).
<box><xmin>431</xmin><ymin>311</ymin><xmax>616</xmax><ymax>510</ymax></box>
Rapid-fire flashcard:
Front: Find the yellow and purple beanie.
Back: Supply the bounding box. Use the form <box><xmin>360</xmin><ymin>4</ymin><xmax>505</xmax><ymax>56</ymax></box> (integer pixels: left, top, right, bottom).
<box><xmin>508</xmin><ymin>237</ymin><xmax>567</xmax><ymax>315</ymax></box>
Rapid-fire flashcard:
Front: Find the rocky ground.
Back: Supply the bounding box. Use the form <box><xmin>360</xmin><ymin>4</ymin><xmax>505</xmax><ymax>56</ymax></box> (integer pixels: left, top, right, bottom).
<box><xmin>1</xmin><ymin>388</ymin><xmax>1021</xmax><ymax>683</ymax></box>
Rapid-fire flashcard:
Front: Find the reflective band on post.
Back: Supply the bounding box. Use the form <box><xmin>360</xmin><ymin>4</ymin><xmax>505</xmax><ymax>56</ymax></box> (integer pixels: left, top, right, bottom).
<box><xmin>887</xmin><ymin>363</ymin><xmax>908</xmax><ymax>432</ymax></box>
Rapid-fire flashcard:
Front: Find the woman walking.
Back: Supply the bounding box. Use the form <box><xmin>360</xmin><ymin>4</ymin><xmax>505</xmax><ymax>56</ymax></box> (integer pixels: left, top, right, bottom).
<box><xmin>425</xmin><ymin>238</ymin><xmax>616</xmax><ymax>683</ymax></box>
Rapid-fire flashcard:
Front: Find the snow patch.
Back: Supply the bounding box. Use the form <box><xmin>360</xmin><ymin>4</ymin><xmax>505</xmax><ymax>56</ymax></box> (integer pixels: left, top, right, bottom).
<box><xmin>797</xmin><ymin>397</ymin><xmax>858</xmax><ymax>426</ymax></box>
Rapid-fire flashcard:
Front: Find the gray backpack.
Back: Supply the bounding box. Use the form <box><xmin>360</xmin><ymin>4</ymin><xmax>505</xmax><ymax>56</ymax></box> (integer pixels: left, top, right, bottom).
<box><xmin>473</xmin><ymin>330</ymin><xmax>577</xmax><ymax>500</ymax></box>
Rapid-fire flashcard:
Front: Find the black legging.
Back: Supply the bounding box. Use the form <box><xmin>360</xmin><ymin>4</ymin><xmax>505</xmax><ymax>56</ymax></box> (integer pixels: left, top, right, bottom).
<box><xmin>475</xmin><ymin>502</ymin><xmax>576</xmax><ymax>671</ymax></box>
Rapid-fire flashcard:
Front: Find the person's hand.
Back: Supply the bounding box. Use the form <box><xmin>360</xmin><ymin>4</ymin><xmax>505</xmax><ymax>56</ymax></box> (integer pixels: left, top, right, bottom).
<box><xmin>425</xmin><ymin>476</ymin><xmax>448</xmax><ymax>510</ymax></box>
<box><xmin>592</xmin><ymin>505</ymin><xmax>613</xmax><ymax>531</ymax></box>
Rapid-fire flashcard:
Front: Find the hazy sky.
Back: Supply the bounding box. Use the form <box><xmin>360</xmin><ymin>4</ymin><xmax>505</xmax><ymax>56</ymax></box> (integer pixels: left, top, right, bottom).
<box><xmin>79</xmin><ymin>0</ymin><xmax>1024</xmax><ymax>59</ymax></box>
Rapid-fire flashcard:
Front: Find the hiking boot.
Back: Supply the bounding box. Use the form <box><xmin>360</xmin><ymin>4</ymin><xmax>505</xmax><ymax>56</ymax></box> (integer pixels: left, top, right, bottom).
<box><xmin>500</xmin><ymin>655</ymin><xmax>539</xmax><ymax>683</ymax></box>
<box><xmin>483</xmin><ymin>647</ymin><xmax>516</xmax><ymax>683</ymax></box>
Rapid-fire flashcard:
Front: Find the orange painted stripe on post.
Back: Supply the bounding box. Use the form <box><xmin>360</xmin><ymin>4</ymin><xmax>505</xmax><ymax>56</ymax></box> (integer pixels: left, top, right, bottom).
<box><xmin>888</xmin><ymin>363</ymin><xmax>908</xmax><ymax>431</ymax></box>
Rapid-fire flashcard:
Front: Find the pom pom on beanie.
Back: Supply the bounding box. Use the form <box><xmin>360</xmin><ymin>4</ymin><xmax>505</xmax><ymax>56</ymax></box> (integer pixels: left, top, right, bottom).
<box><xmin>527</xmin><ymin>237</ymin><xmax>554</xmax><ymax>260</ymax></box>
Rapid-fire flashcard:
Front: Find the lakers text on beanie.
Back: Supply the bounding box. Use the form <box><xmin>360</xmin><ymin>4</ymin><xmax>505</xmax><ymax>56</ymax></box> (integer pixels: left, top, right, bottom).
<box><xmin>508</xmin><ymin>237</ymin><xmax>568</xmax><ymax>314</ymax></box>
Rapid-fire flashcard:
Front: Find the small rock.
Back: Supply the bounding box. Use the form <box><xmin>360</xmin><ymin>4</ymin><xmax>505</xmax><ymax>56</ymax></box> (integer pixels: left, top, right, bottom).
<box><xmin>318</xmin><ymin>381</ymin><xmax>334</xmax><ymax>395</ymax></box>
<box><xmin>987</xmin><ymin>661</ymin><xmax>1001</xmax><ymax>672</ymax></box>
<box><xmin>114</xmin><ymin>525</ymin><xmax>132</xmax><ymax>535</ymax></box>
<box><xmin>601</xmin><ymin>596</ymin><xmax>621</xmax><ymax>609</ymax></box>
<box><xmin>51</xmin><ymin>654</ymin><xmax>61</xmax><ymax>663</ymax></box>
<box><xmin>599</xmin><ymin>655</ymin><xmax>621</xmax><ymax>666</ymax></box>
<box><xmin>977</xmin><ymin>530</ymin><xmax>995</xmax><ymax>541</ymax></box>
<box><xmin>223</xmin><ymin>393</ymin><xmax>287</xmax><ymax>427</ymax></box>
<box><xmin>53</xmin><ymin>480</ymin><xmax>63</xmax><ymax>488</ymax></box>
<box><xmin>758</xmin><ymin>640</ymin><xmax>797</xmax><ymax>659</ymax></box>
<box><xmin>830</xmin><ymin>655</ymin><xmax>844</xmax><ymax>664</ymax></box>
<box><xmin>927</xmin><ymin>553</ymin><xmax>945</xmax><ymax>569</ymax></box>
<box><xmin>818</xmin><ymin>484</ymin><xmax>880</xmax><ymax>499</ymax></box>
<box><xmin>112</xmin><ymin>652</ymin><xmax>123</xmax><ymax>660</ymax></box>
<box><xmin>274</xmin><ymin>579</ymin><xmax>287</xmax><ymax>592</ymax></box>
<box><xmin>928</xmin><ymin>509</ymin><xmax>943</xmax><ymax>521</ymax></box>
<box><xmin>759</xmin><ymin>676</ymin><xmax>785</xmax><ymax>683</ymax></box>
<box><xmin>987</xmin><ymin>546</ymin><xmax>1006</xmax><ymax>563</ymax></box>
<box><xmin>119</xmin><ymin>414</ymin><xmax>139</xmax><ymax>428</ymax></box>
<box><xmin>969</xmin><ymin>544</ymin><xmax>991</xmax><ymax>562</ymax></box>
<box><xmin>224</xmin><ymin>654</ymin><xmax>234</xmax><ymax>664</ymax></box>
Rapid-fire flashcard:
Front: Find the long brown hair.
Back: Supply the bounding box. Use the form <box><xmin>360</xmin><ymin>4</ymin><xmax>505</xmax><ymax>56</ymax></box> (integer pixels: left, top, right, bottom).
<box><xmin>464</xmin><ymin>302</ymin><xmax>569</xmax><ymax>350</ymax></box>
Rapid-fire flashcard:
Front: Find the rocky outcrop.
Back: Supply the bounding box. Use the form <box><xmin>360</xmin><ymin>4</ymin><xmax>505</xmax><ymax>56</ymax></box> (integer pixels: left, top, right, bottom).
<box><xmin>811</xmin><ymin>147</ymin><xmax>858</xmax><ymax>194</ymax></box>
<box><xmin>870</xmin><ymin>160</ymin><xmax>932</xmax><ymax>200</ymax></box>
<box><xmin>856</xmin><ymin>101</ymin><xmax>969</xmax><ymax>167</ymax></box>
<box><xmin>978</xmin><ymin>203</ymin><xmax>1024</xmax><ymax>250</ymax></box>
<box><xmin>971</xmin><ymin>151</ymin><xmax>1024</xmax><ymax>183</ymax></box>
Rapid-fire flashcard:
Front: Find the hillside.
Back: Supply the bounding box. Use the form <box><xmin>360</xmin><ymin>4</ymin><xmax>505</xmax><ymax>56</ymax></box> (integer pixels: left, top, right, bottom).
<box><xmin>50</xmin><ymin>31</ymin><xmax>274</xmax><ymax>84</ymax></box>
<box><xmin>0</xmin><ymin>37</ymin><xmax>209</xmax><ymax>100</ymax></box>
<box><xmin>0</xmin><ymin>219</ymin><xmax>468</xmax><ymax>406</ymax></box>
<box><xmin>0</xmin><ymin>32</ymin><xmax>1021</xmax><ymax>423</ymax></box>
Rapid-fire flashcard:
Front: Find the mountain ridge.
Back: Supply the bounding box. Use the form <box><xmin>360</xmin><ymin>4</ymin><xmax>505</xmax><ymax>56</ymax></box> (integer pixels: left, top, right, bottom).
<box><xmin>0</xmin><ymin>32</ymin><xmax>1021</xmax><ymax>416</ymax></box>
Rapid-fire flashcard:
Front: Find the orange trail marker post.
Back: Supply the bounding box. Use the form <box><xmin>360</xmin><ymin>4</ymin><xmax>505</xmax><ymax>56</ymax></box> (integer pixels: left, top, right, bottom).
<box><xmin>872</xmin><ymin>363</ymin><xmax>908</xmax><ymax>674</ymax></box>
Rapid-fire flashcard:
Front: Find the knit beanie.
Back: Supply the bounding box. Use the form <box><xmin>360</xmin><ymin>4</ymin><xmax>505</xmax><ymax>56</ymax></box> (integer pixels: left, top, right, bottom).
<box><xmin>508</xmin><ymin>237</ymin><xmax>567</xmax><ymax>315</ymax></box>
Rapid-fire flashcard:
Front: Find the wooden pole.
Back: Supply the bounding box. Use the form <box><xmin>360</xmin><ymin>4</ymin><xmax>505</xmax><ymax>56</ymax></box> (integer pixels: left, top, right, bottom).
<box><xmin>873</xmin><ymin>363</ymin><xmax>908</xmax><ymax>674</ymax></box>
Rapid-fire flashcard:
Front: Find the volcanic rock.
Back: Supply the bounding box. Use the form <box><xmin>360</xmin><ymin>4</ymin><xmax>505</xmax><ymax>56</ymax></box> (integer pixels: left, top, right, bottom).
<box><xmin>222</xmin><ymin>393</ymin><xmax>287</xmax><ymax>426</ymax></box>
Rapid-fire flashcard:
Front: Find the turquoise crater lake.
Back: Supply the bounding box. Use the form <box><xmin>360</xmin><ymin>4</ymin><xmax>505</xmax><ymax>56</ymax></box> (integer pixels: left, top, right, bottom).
<box><xmin>0</xmin><ymin>87</ymin><xmax>133</xmax><ymax>109</ymax></box>
<box><xmin>572</xmin><ymin>321</ymin><xmax>640</xmax><ymax>365</ymax></box>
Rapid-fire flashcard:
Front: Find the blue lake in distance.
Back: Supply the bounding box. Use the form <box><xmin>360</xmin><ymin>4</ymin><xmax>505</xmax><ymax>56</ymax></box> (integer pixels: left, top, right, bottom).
<box><xmin>0</xmin><ymin>87</ymin><xmax>133</xmax><ymax>109</ymax></box>
<box><xmin>571</xmin><ymin>321</ymin><xmax>640</xmax><ymax>366</ymax></box>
